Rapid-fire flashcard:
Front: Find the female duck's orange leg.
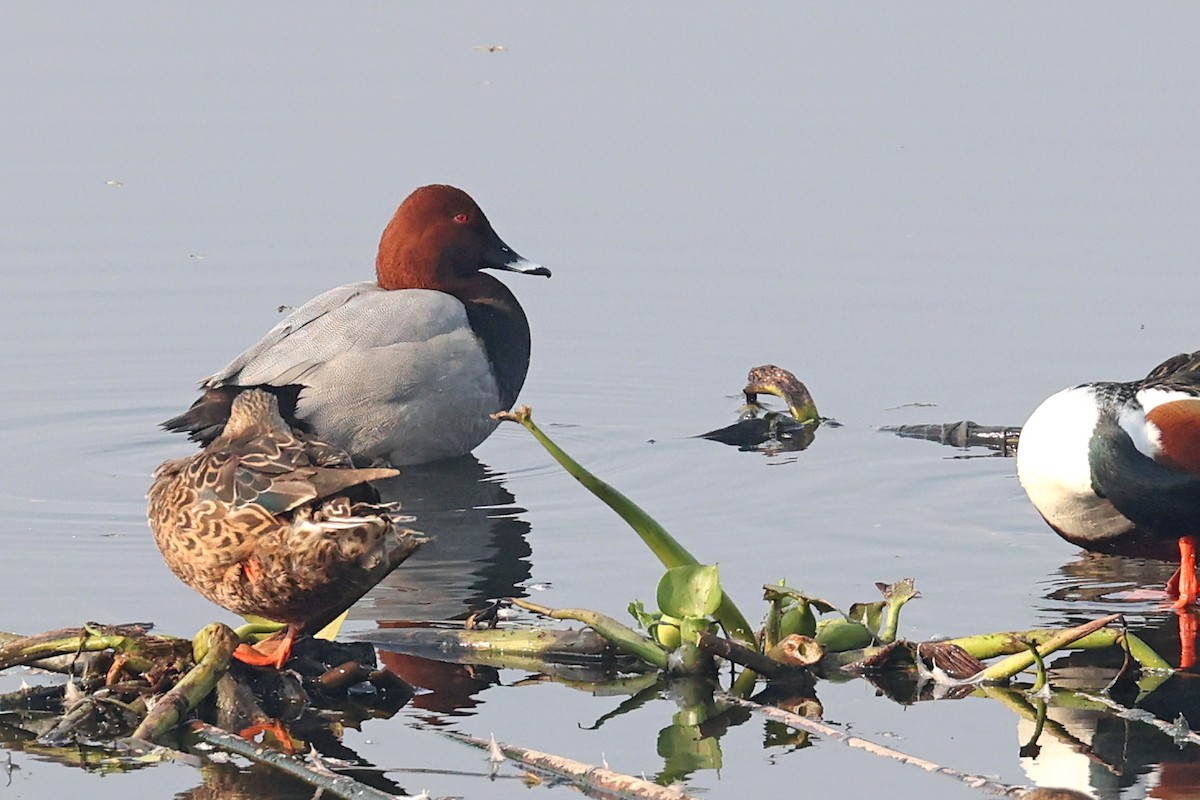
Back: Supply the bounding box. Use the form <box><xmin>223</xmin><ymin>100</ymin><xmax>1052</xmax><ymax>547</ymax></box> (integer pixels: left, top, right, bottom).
<box><xmin>233</xmin><ymin>625</ymin><xmax>299</xmax><ymax>669</ymax></box>
<box><xmin>238</xmin><ymin>720</ymin><xmax>298</xmax><ymax>754</ymax></box>
<box><xmin>1172</xmin><ymin>536</ymin><xmax>1199</xmax><ymax>610</ymax></box>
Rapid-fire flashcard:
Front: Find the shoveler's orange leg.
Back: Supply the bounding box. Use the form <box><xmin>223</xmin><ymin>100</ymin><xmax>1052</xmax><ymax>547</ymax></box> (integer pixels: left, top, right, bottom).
<box><xmin>233</xmin><ymin>625</ymin><xmax>299</xmax><ymax>669</ymax></box>
<box><xmin>1179</xmin><ymin>610</ymin><xmax>1198</xmax><ymax>670</ymax></box>
<box><xmin>239</xmin><ymin>720</ymin><xmax>298</xmax><ymax>754</ymax></box>
<box><xmin>1172</xmin><ymin>536</ymin><xmax>1198</xmax><ymax>610</ymax></box>
<box><xmin>1167</xmin><ymin>567</ymin><xmax>1182</xmax><ymax>598</ymax></box>
<box><xmin>1169</xmin><ymin>537</ymin><xmax>1199</xmax><ymax>669</ymax></box>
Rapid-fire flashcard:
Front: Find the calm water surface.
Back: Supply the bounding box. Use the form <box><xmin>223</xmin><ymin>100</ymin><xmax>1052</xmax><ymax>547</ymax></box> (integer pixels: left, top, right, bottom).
<box><xmin>3</xmin><ymin>6</ymin><xmax>1200</xmax><ymax>799</ymax></box>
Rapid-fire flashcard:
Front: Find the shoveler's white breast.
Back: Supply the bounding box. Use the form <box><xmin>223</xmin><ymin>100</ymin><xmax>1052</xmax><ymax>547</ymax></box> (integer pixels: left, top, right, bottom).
<box><xmin>1016</xmin><ymin>386</ymin><xmax>1133</xmax><ymax>540</ymax></box>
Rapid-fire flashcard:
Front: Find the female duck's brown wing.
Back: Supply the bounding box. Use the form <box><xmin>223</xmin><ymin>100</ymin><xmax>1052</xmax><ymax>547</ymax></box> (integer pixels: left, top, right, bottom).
<box><xmin>209</xmin><ymin>394</ymin><xmax>399</xmax><ymax>515</ymax></box>
<box><xmin>147</xmin><ymin>388</ymin><xmax>416</xmax><ymax>624</ymax></box>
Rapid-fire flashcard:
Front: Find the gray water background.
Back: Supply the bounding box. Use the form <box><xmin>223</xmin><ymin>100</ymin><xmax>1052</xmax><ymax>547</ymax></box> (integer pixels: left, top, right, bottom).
<box><xmin>3</xmin><ymin>5</ymin><xmax>1199</xmax><ymax>798</ymax></box>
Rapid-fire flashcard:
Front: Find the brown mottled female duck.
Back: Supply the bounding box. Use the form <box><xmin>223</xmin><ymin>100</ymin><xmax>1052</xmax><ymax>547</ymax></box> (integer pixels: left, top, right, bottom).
<box><xmin>148</xmin><ymin>389</ymin><xmax>425</xmax><ymax>668</ymax></box>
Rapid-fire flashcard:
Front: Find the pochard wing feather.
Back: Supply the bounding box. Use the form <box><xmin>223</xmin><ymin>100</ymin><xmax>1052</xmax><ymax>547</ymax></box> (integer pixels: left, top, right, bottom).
<box><xmin>285</xmin><ymin>324</ymin><xmax>503</xmax><ymax>463</ymax></box>
<box><xmin>202</xmin><ymin>285</ymin><xmax>501</xmax><ymax>464</ymax></box>
<box><xmin>207</xmin><ymin>285</ymin><xmax>473</xmax><ymax>389</ymax></box>
<box><xmin>205</xmin><ymin>283</ymin><xmax>371</xmax><ymax>386</ymax></box>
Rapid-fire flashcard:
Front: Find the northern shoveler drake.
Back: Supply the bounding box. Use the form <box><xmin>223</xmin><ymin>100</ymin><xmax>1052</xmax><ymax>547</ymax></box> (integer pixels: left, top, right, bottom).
<box><xmin>1017</xmin><ymin>350</ymin><xmax>1200</xmax><ymax>609</ymax></box>
<box><xmin>163</xmin><ymin>184</ymin><xmax>550</xmax><ymax>466</ymax></box>
<box><xmin>148</xmin><ymin>389</ymin><xmax>426</xmax><ymax>668</ymax></box>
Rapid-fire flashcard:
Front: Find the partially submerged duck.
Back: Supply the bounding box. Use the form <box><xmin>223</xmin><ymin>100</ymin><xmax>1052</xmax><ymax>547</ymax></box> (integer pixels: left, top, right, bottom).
<box><xmin>700</xmin><ymin>365</ymin><xmax>825</xmax><ymax>452</ymax></box>
<box><xmin>883</xmin><ymin>420</ymin><xmax>1020</xmax><ymax>456</ymax></box>
<box><xmin>148</xmin><ymin>389</ymin><xmax>425</xmax><ymax>667</ymax></box>
<box><xmin>164</xmin><ymin>184</ymin><xmax>551</xmax><ymax>466</ymax></box>
<box><xmin>1017</xmin><ymin>350</ymin><xmax>1200</xmax><ymax>608</ymax></box>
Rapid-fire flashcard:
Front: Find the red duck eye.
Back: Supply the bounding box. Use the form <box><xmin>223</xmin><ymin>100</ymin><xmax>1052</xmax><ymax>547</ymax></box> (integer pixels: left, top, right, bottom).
<box><xmin>453</xmin><ymin>213</ymin><xmax>470</xmax><ymax>223</ymax></box>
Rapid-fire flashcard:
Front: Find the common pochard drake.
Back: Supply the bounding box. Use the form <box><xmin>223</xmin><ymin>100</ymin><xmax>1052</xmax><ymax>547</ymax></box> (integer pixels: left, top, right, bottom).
<box><xmin>164</xmin><ymin>185</ymin><xmax>550</xmax><ymax>466</ymax></box>
<box><xmin>149</xmin><ymin>389</ymin><xmax>426</xmax><ymax>668</ymax></box>
<box><xmin>1017</xmin><ymin>350</ymin><xmax>1200</xmax><ymax>608</ymax></box>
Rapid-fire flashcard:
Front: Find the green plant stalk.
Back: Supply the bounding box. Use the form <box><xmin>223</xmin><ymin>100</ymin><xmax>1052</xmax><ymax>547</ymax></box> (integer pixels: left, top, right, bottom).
<box><xmin>497</xmin><ymin>407</ymin><xmax>755</xmax><ymax>645</ymax></box>
<box><xmin>233</xmin><ymin>619</ymin><xmax>287</xmax><ymax>646</ymax></box>
<box><xmin>729</xmin><ymin>665</ymin><xmax>760</xmax><ymax>697</ymax></box>
<box><xmin>822</xmin><ymin>621</ymin><xmax>1171</xmax><ymax>677</ymax></box>
<box><xmin>515</xmin><ymin>599</ymin><xmax>670</xmax><ymax>670</ymax></box>
<box><xmin>818</xmin><ymin>643</ymin><xmax>887</xmax><ymax>670</ymax></box>
<box><xmin>878</xmin><ymin>603</ymin><xmax>903</xmax><ymax>645</ymax></box>
<box><xmin>762</xmin><ymin>591</ymin><xmax>783</xmax><ymax>652</ymax></box>
<box><xmin>133</xmin><ymin>623</ymin><xmax>238</xmax><ymax>741</ymax></box>
<box><xmin>982</xmin><ymin>685</ymin><xmax>1053</xmax><ymax>752</ymax></box>
<box><xmin>1025</xmin><ymin>640</ymin><xmax>1048</xmax><ymax>693</ymax></box>
<box><xmin>0</xmin><ymin>633</ymin><xmax>151</xmax><ymax>672</ymax></box>
<box><xmin>351</xmin><ymin>624</ymin><xmax>623</xmax><ymax>661</ymax></box>
<box><xmin>948</xmin><ymin>626</ymin><xmax>1169</xmax><ymax>674</ymax></box>
<box><xmin>551</xmin><ymin>671</ymin><xmax>662</xmax><ymax>699</ymax></box>
<box><xmin>877</xmin><ymin>579</ymin><xmax>919</xmax><ymax>644</ymax></box>
<box><xmin>968</xmin><ymin>615</ymin><xmax>1171</xmax><ymax>680</ymax></box>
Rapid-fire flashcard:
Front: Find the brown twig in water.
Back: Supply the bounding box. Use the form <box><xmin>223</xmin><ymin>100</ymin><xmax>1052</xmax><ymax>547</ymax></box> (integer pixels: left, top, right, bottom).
<box><xmin>442</xmin><ymin>729</ymin><xmax>700</xmax><ymax>800</ymax></box>
<box><xmin>696</xmin><ymin>631</ymin><xmax>780</xmax><ymax>677</ymax></box>
<box><xmin>717</xmin><ymin>692</ymin><xmax>1030</xmax><ymax>797</ymax></box>
<box><xmin>0</xmin><ymin>624</ymin><xmax>173</xmax><ymax>672</ymax></box>
<box><xmin>189</xmin><ymin>721</ymin><xmax>401</xmax><ymax>800</ymax></box>
<box><xmin>1078</xmin><ymin>692</ymin><xmax>1200</xmax><ymax>747</ymax></box>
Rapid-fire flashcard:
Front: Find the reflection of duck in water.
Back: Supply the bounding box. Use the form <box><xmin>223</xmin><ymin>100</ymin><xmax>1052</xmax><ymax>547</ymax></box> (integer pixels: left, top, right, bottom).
<box><xmin>1019</xmin><ymin>564</ymin><xmax>1200</xmax><ymax>800</ymax></box>
<box><xmin>1040</xmin><ymin>550</ymin><xmax>1193</xmax><ymax>665</ymax></box>
<box><xmin>147</xmin><ymin>389</ymin><xmax>424</xmax><ymax>668</ymax></box>
<box><xmin>1014</xmin><ymin>670</ymin><xmax>1200</xmax><ymax>800</ymax></box>
<box><xmin>354</xmin><ymin>455</ymin><xmax>533</xmax><ymax>626</ymax></box>
<box><xmin>883</xmin><ymin>420</ymin><xmax>1020</xmax><ymax>456</ymax></box>
<box><xmin>1017</xmin><ymin>351</ymin><xmax>1200</xmax><ymax>605</ymax></box>
<box><xmin>700</xmin><ymin>365</ymin><xmax>829</xmax><ymax>453</ymax></box>
<box><xmin>347</xmin><ymin>456</ymin><xmax>534</xmax><ymax>714</ymax></box>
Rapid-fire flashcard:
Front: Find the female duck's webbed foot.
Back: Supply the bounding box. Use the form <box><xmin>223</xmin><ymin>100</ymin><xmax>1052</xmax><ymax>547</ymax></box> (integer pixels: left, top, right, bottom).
<box><xmin>233</xmin><ymin>626</ymin><xmax>299</xmax><ymax>670</ymax></box>
<box><xmin>238</xmin><ymin>720</ymin><xmax>298</xmax><ymax>754</ymax></box>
